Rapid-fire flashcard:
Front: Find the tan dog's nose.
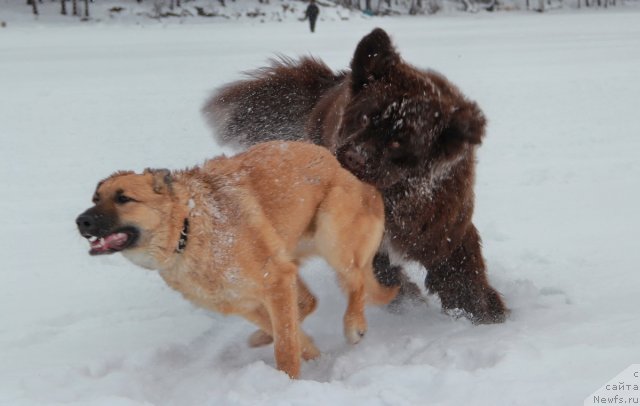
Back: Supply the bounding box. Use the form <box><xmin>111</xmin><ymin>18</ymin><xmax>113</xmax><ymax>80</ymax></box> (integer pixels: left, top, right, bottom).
<box><xmin>76</xmin><ymin>213</ymin><xmax>96</xmax><ymax>235</ymax></box>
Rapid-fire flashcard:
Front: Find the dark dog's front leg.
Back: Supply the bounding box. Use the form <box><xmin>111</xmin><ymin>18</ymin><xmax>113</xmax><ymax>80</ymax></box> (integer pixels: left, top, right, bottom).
<box><xmin>373</xmin><ymin>251</ymin><xmax>402</xmax><ymax>287</ymax></box>
<box><xmin>425</xmin><ymin>226</ymin><xmax>508</xmax><ymax>324</ymax></box>
<box><xmin>373</xmin><ymin>251</ymin><xmax>425</xmax><ymax>312</ymax></box>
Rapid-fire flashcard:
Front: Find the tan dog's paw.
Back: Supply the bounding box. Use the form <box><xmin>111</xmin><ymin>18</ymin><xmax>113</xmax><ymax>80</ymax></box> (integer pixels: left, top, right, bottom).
<box><xmin>344</xmin><ymin>317</ymin><xmax>367</xmax><ymax>345</ymax></box>
<box><xmin>248</xmin><ymin>329</ymin><xmax>273</xmax><ymax>347</ymax></box>
<box><xmin>301</xmin><ymin>342</ymin><xmax>320</xmax><ymax>361</ymax></box>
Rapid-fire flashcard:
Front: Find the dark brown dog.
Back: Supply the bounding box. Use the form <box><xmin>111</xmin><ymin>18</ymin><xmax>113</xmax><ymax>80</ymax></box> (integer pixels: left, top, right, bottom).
<box><xmin>203</xmin><ymin>28</ymin><xmax>508</xmax><ymax>324</ymax></box>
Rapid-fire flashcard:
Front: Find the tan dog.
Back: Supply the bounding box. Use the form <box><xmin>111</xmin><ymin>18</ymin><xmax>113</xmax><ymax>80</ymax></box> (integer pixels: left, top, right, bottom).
<box><xmin>76</xmin><ymin>141</ymin><xmax>399</xmax><ymax>378</ymax></box>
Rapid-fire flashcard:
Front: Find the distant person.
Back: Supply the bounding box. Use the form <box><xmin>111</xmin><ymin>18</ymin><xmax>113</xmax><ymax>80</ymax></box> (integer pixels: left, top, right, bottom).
<box><xmin>303</xmin><ymin>0</ymin><xmax>320</xmax><ymax>33</ymax></box>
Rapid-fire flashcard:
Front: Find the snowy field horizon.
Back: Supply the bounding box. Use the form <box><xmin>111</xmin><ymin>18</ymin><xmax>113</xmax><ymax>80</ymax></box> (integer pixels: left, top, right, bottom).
<box><xmin>3</xmin><ymin>0</ymin><xmax>640</xmax><ymax>26</ymax></box>
<box><xmin>1</xmin><ymin>7</ymin><xmax>640</xmax><ymax>406</ymax></box>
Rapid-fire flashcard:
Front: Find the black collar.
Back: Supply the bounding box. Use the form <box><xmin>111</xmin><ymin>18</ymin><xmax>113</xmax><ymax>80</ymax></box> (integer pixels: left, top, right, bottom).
<box><xmin>176</xmin><ymin>218</ymin><xmax>189</xmax><ymax>254</ymax></box>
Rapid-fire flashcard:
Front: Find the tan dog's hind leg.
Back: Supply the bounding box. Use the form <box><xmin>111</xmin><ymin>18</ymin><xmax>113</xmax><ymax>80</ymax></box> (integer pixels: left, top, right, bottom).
<box><xmin>246</xmin><ymin>307</ymin><xmax>276</xmax><ymax>347</ymax></box>
<box><xmin>314</xmin><ymin>213</ymin><xmax>370</xmax><ymax>344</ymax></box>
<box><xmin>313</xmin><ymin>181</ymin><xmax>398</xmax><ymax>345</ymax></box>
<box><xmin>342</xmin><ymin>284</ymin><xmax>367</xmax><ymax>344</ymax></box>
<box><xmin>246</xmin><ymin>304</ymin><xmax>320</xmax><ymax>362</ymax></box>
<box><xmin>296</xmin><ymin>276</ymin><xmax>318</xmax><ymax>320</ymax></box>
<box><xmin>247</xmin><ymin>329</ymin><xmax>274</xmax><ymax>347</ymax></box>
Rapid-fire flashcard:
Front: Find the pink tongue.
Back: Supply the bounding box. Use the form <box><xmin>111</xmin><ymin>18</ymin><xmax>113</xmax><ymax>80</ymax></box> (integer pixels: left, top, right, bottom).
<box><xmin>91</xmin><ymin>233</ymin><xmax>128</xmax><ymax>252</ymax></box>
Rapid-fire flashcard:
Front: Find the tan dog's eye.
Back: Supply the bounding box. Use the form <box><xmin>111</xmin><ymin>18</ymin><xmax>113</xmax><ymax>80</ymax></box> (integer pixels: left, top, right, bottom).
<box><xmin>115</xmin><ymin>194</ymin><xmax>133</xmax><ymax>204</ymax></box>
<box><xmin>390</xmin><ymin>140</ymin><xmax>401</xmax><ymax>149</ymax></box>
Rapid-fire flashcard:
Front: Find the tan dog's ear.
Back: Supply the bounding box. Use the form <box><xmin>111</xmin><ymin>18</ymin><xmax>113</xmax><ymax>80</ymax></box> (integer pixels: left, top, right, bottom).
<box><xmin>144</xmin><ymin>168</ymin><xmax>173</xmax><ymax>194</ymax></box>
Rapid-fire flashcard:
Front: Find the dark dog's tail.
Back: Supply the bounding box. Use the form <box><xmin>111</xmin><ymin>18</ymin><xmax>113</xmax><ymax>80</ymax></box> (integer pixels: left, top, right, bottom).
<box><xmin>202</xmin><ymin>56</ymin><xmax>344</xmax><ymax>149</ymax></box>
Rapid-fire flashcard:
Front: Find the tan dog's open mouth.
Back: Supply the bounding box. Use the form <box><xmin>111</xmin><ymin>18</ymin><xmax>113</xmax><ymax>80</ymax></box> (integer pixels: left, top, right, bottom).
<box><xmin>80</xmin><ymin>227</ymin><xmax>138</xmax><ymax>255</ymax></box>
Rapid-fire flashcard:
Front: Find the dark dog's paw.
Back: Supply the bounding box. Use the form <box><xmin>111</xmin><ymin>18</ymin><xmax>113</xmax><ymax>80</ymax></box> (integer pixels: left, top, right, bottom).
<box><xmin>470</xmin><ymin>289</ymin><xmax>510</xmax><ymax>324</ymax></box>
<box><xmin>439</xmin><ymin>287</ymin><xmax>509</xmax><ymax>325</ymax></box>
<box><xmin>386</xmin><ymin>274</ymin><xmax>427</xmax><ymax>314</ymax></box>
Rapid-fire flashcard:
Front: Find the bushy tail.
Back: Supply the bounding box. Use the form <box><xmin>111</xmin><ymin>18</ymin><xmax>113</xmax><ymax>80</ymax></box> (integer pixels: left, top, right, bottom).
<box><xmin>202</xmin><ymin>56</ymin><xmax>344</xmax><ymax>149</ymax></box>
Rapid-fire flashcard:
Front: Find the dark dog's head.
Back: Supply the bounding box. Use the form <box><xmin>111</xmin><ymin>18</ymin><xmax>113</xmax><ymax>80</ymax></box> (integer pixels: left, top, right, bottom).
<box><xmin>336</xmin><ymin>28</ymin><xmax>486</xmax><ymax>190</ymax></box>
<box><xmin>75</xmin><ymin>169</ymin><xmax>175</xmax><ymax>262</ymax></box>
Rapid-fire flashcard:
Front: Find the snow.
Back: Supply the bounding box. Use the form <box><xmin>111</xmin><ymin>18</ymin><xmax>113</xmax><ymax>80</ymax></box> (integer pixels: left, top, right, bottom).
<box><xmin>1</xmin><ymin>8</ymin><xmax>640</xmax><ymax>406</ymax></box>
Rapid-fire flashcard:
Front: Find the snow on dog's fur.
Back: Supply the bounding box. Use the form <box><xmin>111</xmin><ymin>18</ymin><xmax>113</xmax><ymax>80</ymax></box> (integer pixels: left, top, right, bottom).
<box><xmin>203</xmin><ymin>28</ymin><xmax>508</xmax><ymax>324</ymax></box>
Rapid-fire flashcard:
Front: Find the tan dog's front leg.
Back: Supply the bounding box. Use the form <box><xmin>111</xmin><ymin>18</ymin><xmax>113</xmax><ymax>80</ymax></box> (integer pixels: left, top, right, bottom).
<box><xmin>248</xmin><ymin>276</ymin><xmax>317</xmax><ymax>348</ymax></box>
<box><xmin>264</xmin><ymin>262</ymin><xmax>301</xmax><ymax>379</ymax></box>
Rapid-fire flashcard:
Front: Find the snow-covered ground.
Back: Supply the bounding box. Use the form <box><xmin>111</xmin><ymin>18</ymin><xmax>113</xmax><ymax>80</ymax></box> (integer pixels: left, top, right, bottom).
<box><xmin>1</xmin><ymin>9</ymin><xmax>639</xmax><ymax>406</ymax></box>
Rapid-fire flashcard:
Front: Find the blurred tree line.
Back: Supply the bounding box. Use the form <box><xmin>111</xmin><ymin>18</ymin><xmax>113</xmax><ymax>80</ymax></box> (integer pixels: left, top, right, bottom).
<box><xmin>27</xmin><ymin>0</ymin><xmax>90</xmax><ymax>18</ymax></box>
<box><xmin>24</xmin><ymin>0</ymin><xmax>623</xmax><ymax>18</ymax></box>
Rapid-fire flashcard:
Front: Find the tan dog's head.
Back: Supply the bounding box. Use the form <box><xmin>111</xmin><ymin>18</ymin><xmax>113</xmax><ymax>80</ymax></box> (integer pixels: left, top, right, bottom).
<box><xmin>76</xmin><ymin>169</ymin><xmax>176</xmax><ymax>262</ymax></box>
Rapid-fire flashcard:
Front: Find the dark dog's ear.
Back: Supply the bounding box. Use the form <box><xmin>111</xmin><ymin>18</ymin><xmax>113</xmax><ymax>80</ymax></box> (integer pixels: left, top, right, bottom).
<box><xmin>144</xmin><ymin>168</ymin><xmax>173</xmax><ymax>194</ymax></box>
<box><xmin>351</xmin><ymin>28</ymin><xmax>400</xmax><ymax>93</ymax></box>
<box><xmin>438</xmin><ymin>102</ymin><xmax>486</xmax><ymax>159</ymax></box>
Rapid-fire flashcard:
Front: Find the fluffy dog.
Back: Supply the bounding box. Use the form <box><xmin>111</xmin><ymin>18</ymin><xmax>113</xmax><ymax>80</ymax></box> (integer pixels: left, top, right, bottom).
<box><xmin>203</xmin><ymin>28</ymin><xmax>508</xmax><ymax>323</ymax></box>
<box><xmin>76</xmin><ymin>141</ymin><xmax>398</xmax><ymax>379</ymax></box>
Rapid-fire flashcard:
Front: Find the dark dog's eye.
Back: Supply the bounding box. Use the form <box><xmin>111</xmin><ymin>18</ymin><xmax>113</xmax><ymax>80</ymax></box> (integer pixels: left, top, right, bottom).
<box><xmin>115</xmin><ymin>194</ymin><xmax>133</xmax><ymax>204</ymax></box>
<box><xmin>390</xmin><ymin>140</ymin><xmax>401</xmax><ymax>149</ymax></box>
<box><xmin>360</xmin><ymin>114</ymin><xmax>369</xmax><ymax>127</ymax></box>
